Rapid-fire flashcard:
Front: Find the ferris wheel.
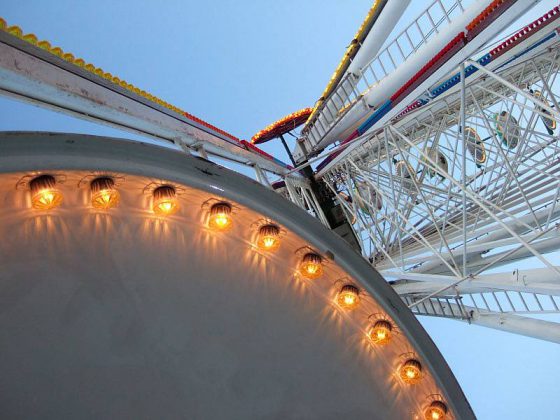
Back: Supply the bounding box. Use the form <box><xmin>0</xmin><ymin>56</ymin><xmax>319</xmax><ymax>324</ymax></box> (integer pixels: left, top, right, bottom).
<box><xmin>0</xmin><ymin>1</ymin><xmax>559</xmax><ymax>419</ymax></box>
<box><xmin>281</xmin><ymin>0</ymin><xmax>560</xmax><ymax>344</ymax></box>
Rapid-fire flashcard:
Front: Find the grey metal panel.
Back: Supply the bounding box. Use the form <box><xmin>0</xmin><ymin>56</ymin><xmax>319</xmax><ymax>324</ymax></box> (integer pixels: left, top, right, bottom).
<box><xmin>0</xmin><ymin>132</ymin><xmax>475</xmax><ymax>419</ymax></box>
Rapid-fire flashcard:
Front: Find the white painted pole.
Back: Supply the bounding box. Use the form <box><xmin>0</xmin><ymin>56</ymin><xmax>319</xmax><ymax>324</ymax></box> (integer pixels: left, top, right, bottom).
<box><xmin>414</xmin><ymin>301</ymin><xmax>560</xmax><ymax>343</ymax></box>
<box><xmin>472</xmin><ymin>312</ymin><xmax>560</xmax><ymax>343</ymax></box>
<box><xmin>347</xmin><ymin>0</ymin><xmax>412</xmax><ymax>75</ymax></box>
<box><xmin>391</xmin><ymin>266</ymin><xmax>560</xmax><ymax>295</ymax></box>
<box><xmin>317</xmin><ymin>0</ymin><xmax>539</xmax><ymax>150</ymax></box>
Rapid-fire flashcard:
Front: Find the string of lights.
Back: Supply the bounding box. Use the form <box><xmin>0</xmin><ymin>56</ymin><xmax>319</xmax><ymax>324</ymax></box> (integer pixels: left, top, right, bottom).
<box><xmin>251</xmin><ymin>108</ymin><xmax>313</xmax><ymax>144</ymax></box>
<box><xmin>20</xmin><ymin>170</ymin><xmax>449</xmax><ymax>420</ymax></box>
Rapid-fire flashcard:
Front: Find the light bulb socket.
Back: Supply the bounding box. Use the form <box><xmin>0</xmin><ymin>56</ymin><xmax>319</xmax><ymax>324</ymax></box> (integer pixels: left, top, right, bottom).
<box><xmin>154</xmin><ymin>185</ymin><xmax>176</xmax><ymax>201</ymax></box>
<box><xmin>90</xmin><ymin>176</ymin><xmax>115</xmax><ymax>193</ymax></box>
<box><xmin>302</xmin><ymin>252</ymin><xmax>322</xmax><ymax>265</ymax></box>
<box><xmin>299</xmin><ymin>252</ymin><xmax>323</xmax><ymax>280</ymax></box>
<box><xmin>30</xmin><ymin>174</ymin><xmax>56</xmax><ymax>194</ymax></box>
<box><xmin>373</xmin><ymin>319</ymin><xmax>392</xmax><ymax>333</ymax></box>
<box><xmin>369</xmin><ymin>319</ymin><xmax>393</xmax><ymax>345</ymax></box>
<box><xmin>299</xmin><ymin>252</ymin><xmax>323</xmax><ymax>279</ymax></box>
<box><xmin>340</xmin><ymin>284</ymin><xmax>359</xmax><ymax>296</ymax></box>
<box><xmin>90</xmin><ymin>177</ymin><xmax>119</xmax><ymax>209</ymax></box>
<box><xmin>403</xmin><ymin>359</ymin><xmax>422</xmax><ymax>372</ymax></box>
<box><xmin>400</xmin><ymin>358</ymin><xmax>423</xmax><ymax>384</ymax></box>
<box><xmin>257</xmin><ymin>224</ymin><xmax>281</xmax><ymax>251</ymax></box>
<box><xmin>428</xmin><ymin>401</ymin><xmax>448</xmax><ymax>415</ymax></box>
<box><xmin>337</xmin><ymin>283</ymin><xmax>360</xmax><ymax>309</ymax></box>
<box><xmin>152</xmin><ymin>185</ymin><xmax>179</xmax><ymax>215</ymax></box>
<box><xmin>30</xmin><ymin>174</ymin><xmax>63</xmax><ymax>210</ymax></box>
<box><xmin>258</xmin><ymin>224</ymin><xmax>280</xmax><ymax>237</ymax></box>
<box><xmin>208</xmin><ymin>201</ymin><xmax>233</xmax><ymax>230</ymax></box>
<box><xmin>210</xmin><ymin>202</ymin><xmax>232</xmax><ymax>216</ymax></box>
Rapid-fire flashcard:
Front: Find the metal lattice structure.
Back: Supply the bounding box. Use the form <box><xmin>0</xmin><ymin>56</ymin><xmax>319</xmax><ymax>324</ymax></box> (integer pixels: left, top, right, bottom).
<box><xmin>305</xmin><ymin>6</ymin><xmax>560</xmax><ymax>343</ymax></box>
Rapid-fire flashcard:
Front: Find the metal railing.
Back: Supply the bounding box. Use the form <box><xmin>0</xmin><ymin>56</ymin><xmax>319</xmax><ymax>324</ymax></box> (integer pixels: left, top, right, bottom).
<box><xmin>402</xmin><ymin>294</ymin><xmax>472</xmax><ymax>320</ymax></box>
<box><xmin>304</xmin><ymin>0</ymin><xmax>469</xmax><ymax>153</ymax></box>
<box><xmin>403</xmin><ymin>288</ymin><xmax>560</xmax><ymax>320</ymax></box>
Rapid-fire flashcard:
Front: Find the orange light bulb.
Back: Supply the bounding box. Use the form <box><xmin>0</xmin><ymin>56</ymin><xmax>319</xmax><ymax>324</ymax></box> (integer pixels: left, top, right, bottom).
<box><xmin>208</xmin><ymin>202</ymin><xmax>233</xmax><ymax>231</ymax></box>
<box><xmin>91</xmin><ymin>177</ymin><xmax>119</xmax><ymax>210</ymax></box>
<box><xmin>369</xmin><ymin>320</ymin><xmax>393</xmax><ymax>346</ymax></box>
<box><xmin>30</xmin><ymin>175</ymin><xmax>63</xmax><ymax>210</ymax></box>
<box><xmin>257</xmin><ymin>224</ymin><xmax>280</xmax><ymax>251</ymax></box>
<box><xmin>299</xmin><ymin>252</ymin><xmax>323</xmax><ymax>279</ymax></box>
<box><xmin>152</xmin><ymin>185</ymin><xmax>179</xmax><ymax>216</ymax></box>
<box><xmin>424</xmin><ymin>401</ymin><xmax>448</xmax><ymax>420</ymax></box>
<box><xmin>264</xmin><ymin>237</ymin><xmax>276</xmax><ymax>247</ymax></box>
<box><xmin>399</xmin><ymin>359</ymin><xmax>422</xmax><ymax>384</ymax></box>
<box><xmin>337</xmin><ymin>284</ymin><xmax>360</xmax><ymax>310</ymax></box>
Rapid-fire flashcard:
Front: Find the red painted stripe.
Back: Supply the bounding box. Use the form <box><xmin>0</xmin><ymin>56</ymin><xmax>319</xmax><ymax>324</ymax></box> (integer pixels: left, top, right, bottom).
<box><xmin>395</xmin><ymin>100</ymin><xmax>423</xmax><ymax>120</ymax></box>
<box><xmin>315</xmin><ymin>129</ymin><xmax>361</xmax><ymax>171</ymax></box>
<box><xmin>183</xmin><ymin>111</ymin><xmax>241</xmax><ymax>144</ymax></box>
<box><xmin>341</xmin><ymin>130</ymin><xmax>360</xmax><ymax>145</ymax></box>
<box><xmin>489</xmin><ymin>6</ymin><xmax>560</xmax><ymax>60</ymax></box>
<box><xmin>240</xmin><ymin>140</ymin><xmax>275</xmax><ymax>161</ymax></box>
<box><xmin>390</xmin><ymin>33</ymin><xmax>466</xmax><ymax>104</ymax></box>
<box><xmin>466</xmin><ymin>0</ymin><xmax>512</xmax><ymax>41</ymax></box>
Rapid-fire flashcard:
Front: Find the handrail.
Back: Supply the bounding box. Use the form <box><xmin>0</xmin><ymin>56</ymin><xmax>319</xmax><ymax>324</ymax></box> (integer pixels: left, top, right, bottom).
<box><xmin>303</xmin><ymin>0</ymin><xmax>469</xmax><ymax>153</ymax></box>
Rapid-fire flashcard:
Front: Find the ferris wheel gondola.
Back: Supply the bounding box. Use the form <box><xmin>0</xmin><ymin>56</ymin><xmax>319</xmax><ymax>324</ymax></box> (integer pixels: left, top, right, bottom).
<box><xmin>394</xmin><ymin>160</ymin><xmax>418</xmax><ymax>194</ymax></box>
<box><xmin>532</xmin><ymin>90</ymin><xmax>557</xmax><ymax>135</ymax></box>
<box><xmin>354</xmin><ymin>181</ymin><xmax>383</xmax><ymax>215</ymax></box>
<box><xmin>494</xmin><ymin>111</ymin><xmax>521</xmax><ymax>149</ymax></box>
<box><xmin>422</xmin><ymin>148</ymin><xmax>448</xmax><ymax>180</ymax></box>
<box><xmin>465</xmin><ymin>127</ymin><xmax>487</xmax><ymax>167</ymax></box>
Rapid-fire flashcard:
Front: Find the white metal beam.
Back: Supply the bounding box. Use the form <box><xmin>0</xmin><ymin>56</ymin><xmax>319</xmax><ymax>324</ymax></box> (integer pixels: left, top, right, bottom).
<box><xmin>411</xmin><ymin>300</ymin><xmax>560</xmax><ymax>343</ymax></box>
<box><xmin>0</xmin><ymin>33</ymin><xmax>294</xmax><ymax>177</ymax></box>
<box><xmin>391</xmin><ymin>266</ymin><xmax>560</xmax><ymax>296</ymax></box>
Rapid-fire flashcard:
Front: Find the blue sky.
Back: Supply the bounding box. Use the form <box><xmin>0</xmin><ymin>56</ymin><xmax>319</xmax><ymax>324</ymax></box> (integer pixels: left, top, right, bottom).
<box><xmin>2</xmin><ymin>1</ymin><xmax>560</xmax><ymax>418</ymax></box>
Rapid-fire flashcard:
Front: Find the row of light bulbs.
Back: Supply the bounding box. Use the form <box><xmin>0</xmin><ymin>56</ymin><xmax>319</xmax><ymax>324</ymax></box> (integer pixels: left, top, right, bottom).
<box><xmin>28</xmin><ymin>173</ymin><xmax>448</xmax><ymax>420</ymax></box>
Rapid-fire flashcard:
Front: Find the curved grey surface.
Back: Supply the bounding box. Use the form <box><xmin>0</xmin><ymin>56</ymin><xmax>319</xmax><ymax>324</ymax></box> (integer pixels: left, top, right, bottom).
<box><xmin>0</xmin><ymin>132</ymin><xmax>474</xmax><ymax>419</ymax></box>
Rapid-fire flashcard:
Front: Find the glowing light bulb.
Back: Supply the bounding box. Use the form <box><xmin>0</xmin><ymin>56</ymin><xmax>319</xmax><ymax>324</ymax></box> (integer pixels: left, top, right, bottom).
<box><xmin>257</xmin><ymin>224</ymin><xmax>280</xmax><ymax>251</ymax></box>
<box><xmin>369</xmin><ymin>320</ymin><xmax>393</xmax><ymax>345</ymax></box>
<box><xmin>91</xmin><ymin>177</ymin><xmax>119</xmax><ymax>210</ymax></box>
<box><xmin>208</xmin><ymin>202</ymin><xmax>232</xmax><ymax>231</ymax></box>
<box><xmin>337</xmin><ymin>284</ymin><xmax>360</xmax><ymax>310</ymax></box>
<box><xmin>399</xmin><ymin>359</ymin><xmax>422</xmax><ymax>384</ymax></box>
<box><xmin>30</xmin><ymin>175</ymin><xmax>63</xmax><ymax>210</ymax></box>
<box><xmin>299</xmin><ymin>252</ymin><xmax>323</xmax><ymax>279</ymax></box>
<box><xmin>152</xmin><ymin>185</ymin><xmax>179</xmax><ymax>216</ymax></box>
<box><xmin>424</xmin><ymin>401</ymin><xmax>448</xmax><ymax>420</ymax></box>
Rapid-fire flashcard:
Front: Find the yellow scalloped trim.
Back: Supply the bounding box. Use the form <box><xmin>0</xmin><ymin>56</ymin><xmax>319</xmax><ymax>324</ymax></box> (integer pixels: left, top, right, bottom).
<box><xmin>50</xmin><ymin>46</ymin><xmax>64</xmax><ymax>57</ymax></box>
<box><xmin>0</xmin><ymin>16</ymin><xmax>248</xmax><ymax>144</ymax></box>
<box><xmin>23</xmin><ymin>33</ymin><xmax>38</xmax><ymax>45</ymax></box>
<box><xmin>252</xmin><ymin>107</ymin><xmax>313</xmax><ymax>143</ymax></box>
<box><xmin>7</xmin><ymin>25</ymin><xmax>23</xmax><ymax>37</ymax></box>
<box><xmin>306</xmin><ymin>0</ymin><xmax>383</xmax><ymax>126</ymax></box>
<box><xmin>0</xmin><ymin>16</ymin><xmax>186</xmax><ymax>117</ymax></box>
<box><xmin>37</xmin><ymin>40</ymin><xmax>51</xmax><ymax>50</ymax></box>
